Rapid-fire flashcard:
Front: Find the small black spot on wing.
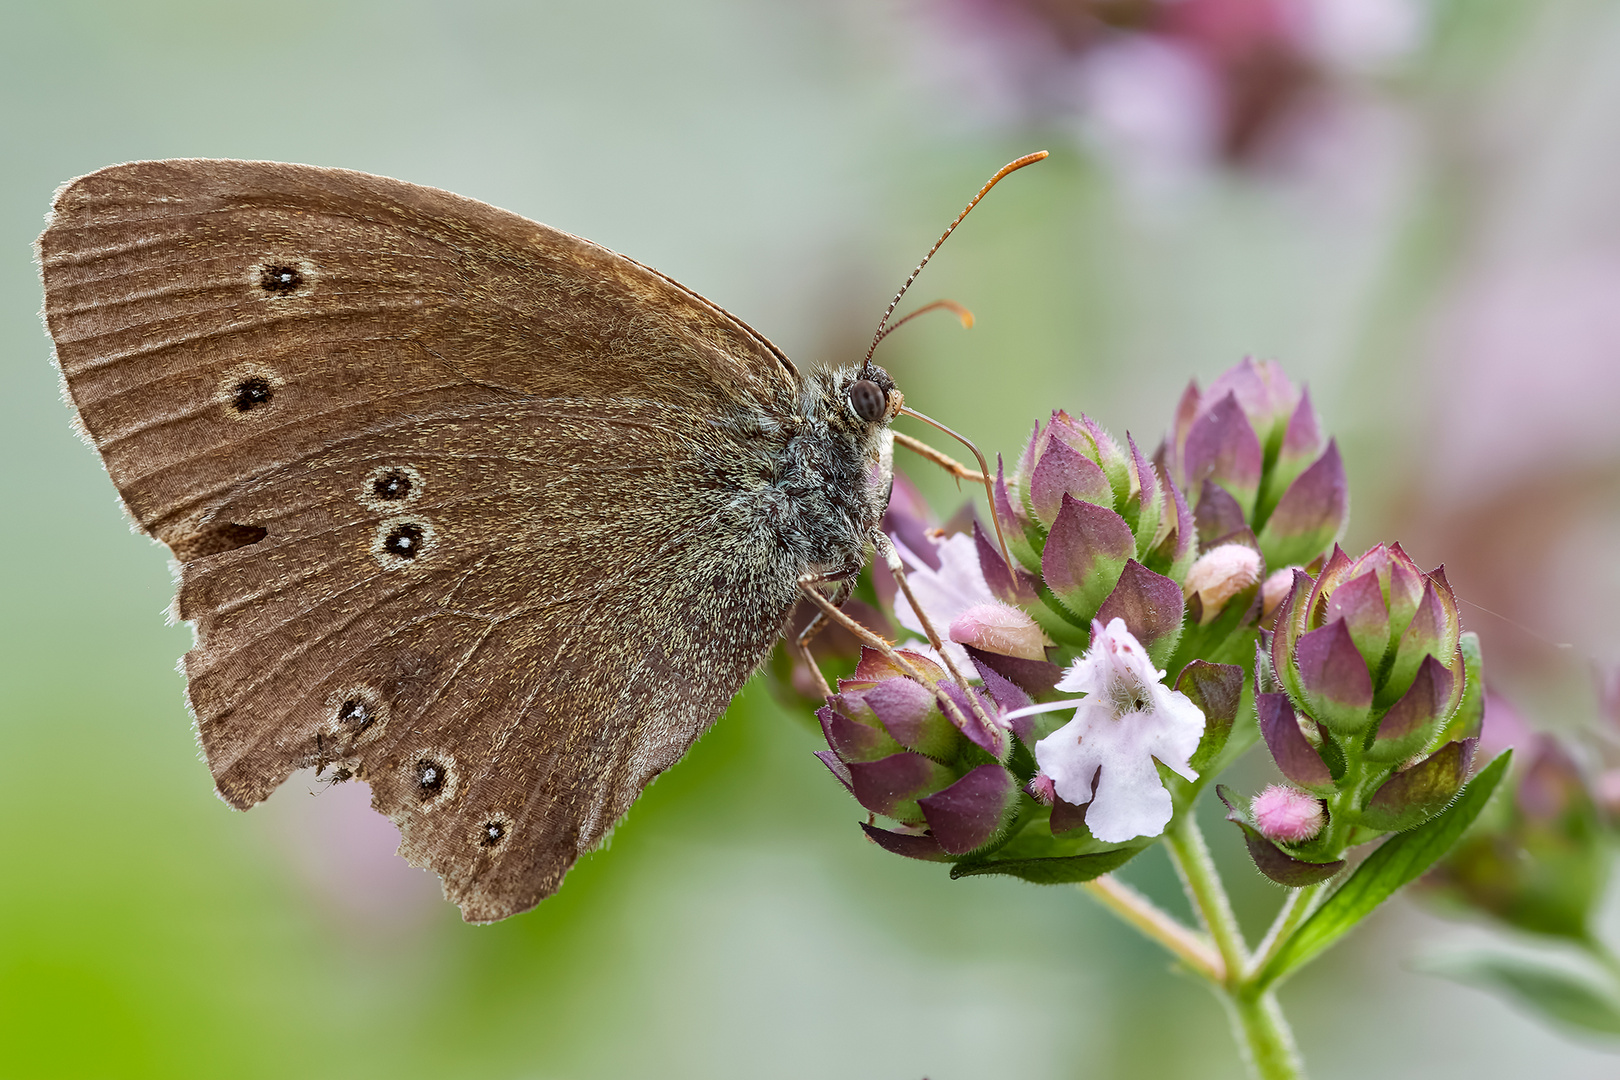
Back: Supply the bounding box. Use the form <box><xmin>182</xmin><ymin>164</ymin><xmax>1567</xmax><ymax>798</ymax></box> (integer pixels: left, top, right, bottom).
<box><xmin>416</xmin><ymin>758</ymin><xmax>446</xmax><ymax>798</ymax></box>
<box><xmin>372</xmin><ymin>470</ymin><xmax>413</xmax><ymax>502</ymax></box>
<box><xmin>373</xmin><ymin>517</ymin><xmax>435</xmax><ymax>569</ymax></box>
<box><xmin>231</xmin><ymin>377</ymin><xmax>273</xmax><ymax>412</ymax></box>
<box><xmin>259</xmin><ymin>264</ymin><xmax>304</xmax><ymax>294</ymax></box>
<box><xmin>359</xmin><ymin>465</ymin><xmax>425</xmax><ymax>513</ymax></box>
<box><xmin>383</xmin><ymin>523</ymin><xmax>424</xmax><ymax>558</ymax></box>
<box><xmin>480</xmin><ymin>820</ymin><xmax>506</xmax><ymax>847</ymax></box>
<box><xmin>216</xmin><ymin>364</ymin><xmax>283</xmax><ymax>421</ymax></box>
<box><xmin>338</xmin><ymin>697</ymin><xmax>375</xmax><ymax>734</ymax></box>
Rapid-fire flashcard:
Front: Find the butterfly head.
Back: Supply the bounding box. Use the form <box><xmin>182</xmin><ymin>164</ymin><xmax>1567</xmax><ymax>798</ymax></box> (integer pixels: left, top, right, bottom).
<box><xmin>845</xmin><ymin>361</ymin><xmax>901</xmax><ymax>427</ymax></box>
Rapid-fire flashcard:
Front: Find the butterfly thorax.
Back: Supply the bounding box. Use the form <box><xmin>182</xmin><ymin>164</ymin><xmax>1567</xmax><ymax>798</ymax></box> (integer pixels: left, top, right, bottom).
<box><xmin>741</xmin><ymin>363</ymin><xmax>896</xmax><ymax>579</ymax></box>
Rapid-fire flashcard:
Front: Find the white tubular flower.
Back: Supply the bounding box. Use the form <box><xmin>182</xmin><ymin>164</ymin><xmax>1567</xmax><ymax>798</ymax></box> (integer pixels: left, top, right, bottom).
<box><xmin>1033</xmin><ymin>618</ymin><xmax>1206</xmax><ymax>843</ymax></box>
<box><xmin>890</xmin><ymin>532</ymin><xmax>997</xmax><ymax>672</ymax></box>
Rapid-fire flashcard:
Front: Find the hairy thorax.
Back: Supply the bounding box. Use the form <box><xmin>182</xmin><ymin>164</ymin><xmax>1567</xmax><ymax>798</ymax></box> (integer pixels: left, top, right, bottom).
<box><xmin>708</xmin><ymin>364</ymin><xmax>894</xmax><ymax>589</ymax></box>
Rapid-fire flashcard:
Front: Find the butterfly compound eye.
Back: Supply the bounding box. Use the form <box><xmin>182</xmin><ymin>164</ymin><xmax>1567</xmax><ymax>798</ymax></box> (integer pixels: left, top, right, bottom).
<box><xmin>849</xmin><ymin>379</ymin><xmax>887</xmax><ymax>423</ymax></box>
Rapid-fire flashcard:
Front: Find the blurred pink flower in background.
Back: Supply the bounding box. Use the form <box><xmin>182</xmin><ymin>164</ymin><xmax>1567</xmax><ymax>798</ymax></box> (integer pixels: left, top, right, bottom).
<box><xmin>1391</xmin><ymin>20</ymin><xmax>1620</xmax><ymax>688</ymax></box>
<box><xmin>263</xmin><ymin>774</ymin><xmax>444</xmax><ymax>934</ymax></box>
<box><xmin>1427</xmin><ymin>257</ymin><xmax>1620</xmax><ymax>504</ymax></box>
<box><xmin>1477</xmin><ymin>690</ymin><xmax>1536</xmax><ymax>765</ymax></box>
<box><xmin>1410</xmin><ymin>261</ymin><xmax>1620</xmax><ymax>680</ymax></box>
<box><xmin>915</xmin><ymin>0</ymin><xmax>1421</xmax><ymax>184</ymax></box>
<box><xmin>891</xmin><ymin>530</ymin><xmax>1000</xmax><ymax>671</ymax></box>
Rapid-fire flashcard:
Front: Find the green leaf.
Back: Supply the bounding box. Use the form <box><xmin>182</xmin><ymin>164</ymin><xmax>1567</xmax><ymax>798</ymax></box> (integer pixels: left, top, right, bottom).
<box><xmin>1422</xmin><ymin>949</ymin><xmax>1620</xmax><ymax>1037</ymax></box>
<box><xmin>950</xmin><ymin>845</ymin><xmax>1141</xmax><ymax>884</ymax></box>
<box><xmin>1165</xmin><ymin>585</ymin><xmax>1260</xmax><ymax>683</ymax></box>
<box><xmin>1257</xmin><ymin>749</ymin><xmax>1512</xmax><ymax>988</ymax></box>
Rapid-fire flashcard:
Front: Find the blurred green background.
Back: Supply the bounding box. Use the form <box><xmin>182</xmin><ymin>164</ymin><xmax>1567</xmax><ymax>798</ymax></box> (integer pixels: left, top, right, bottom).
<box><xmin>4</xmin><ymin>1</ymin><xmax>1619</xmax><ymax>1077</ymax></box>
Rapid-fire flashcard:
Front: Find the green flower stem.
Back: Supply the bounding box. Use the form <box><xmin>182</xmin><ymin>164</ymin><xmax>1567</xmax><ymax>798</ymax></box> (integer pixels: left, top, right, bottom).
<box><xmin>1081</xmin><ymin>876</ymin><xmax>1223</xmax><ymax>982</ymax></box>
<box><xmin>1161</xmin><ymin>812</ymin><xmax>1308</xmax><ymax>1080</ymax></box>
<box><xmin>1247</xmin><ymin>883</ymin><xmax>1325</xmax><ymax>982</ymax></box>
<box><xmin>1320</xmin><ymin>739</ymin><xmax>1370</xmax><ymax>854</ymax></box>
<box><xmin>1225</xmin><ymin>989</ymin><xmax>1306</xmax><ymax>1080</ymax></box>
<box><xmin>1165</xmin><ymin>812</ymin><xmax>1250</xmax><ymax>983</ymax></box>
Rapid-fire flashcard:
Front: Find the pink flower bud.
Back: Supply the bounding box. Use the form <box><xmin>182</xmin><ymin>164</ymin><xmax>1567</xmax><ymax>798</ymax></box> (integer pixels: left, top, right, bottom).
<box><xmin>948</xmin><ymin>602</ymin><xmax>1049</xmax><ymax>661</ymax></box>
<box><xmin>1261</xmin><ymin>566</ymin><xmax>1299</xmax><ymax>622</ymax></box>
<box><xmin>1183</xmin><ymin>542</ymin><xmax>1263</xmax><ymax>624</ymax></box>
<box><xmin>1028</xmin><ymin>772</ymin><xmax>1057</xmax><ymax>805</ymax></box>
<box><xmin>1251</xmin><ymin>784</ymin><xmax>1325</xmax><ymax>843</ymax></box>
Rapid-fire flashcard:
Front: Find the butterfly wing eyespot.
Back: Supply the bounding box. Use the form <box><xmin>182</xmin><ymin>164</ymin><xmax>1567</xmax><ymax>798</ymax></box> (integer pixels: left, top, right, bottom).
<box><xmin>412</xmin><ymin>752</ymin><xmax>460</xmax><ymax>811</ymax></box>
<box><xmin>371</xmin><ymin>517</ymin><xmax>435</xmax><ymax>568</ymax></box>
<box><xmin>478</xmin><ymin>815</ymin><xmax>512</xmax><ymax>848</ymax></box>
<box><xmin>259</xmin><ymin>264</ymin><xmax>302</xmax><ymax>293</ymax></box>
<box><xmin>326</xmin><ymin>686</ymin><xmax>389</xmax><ymax>751</ymax></box>
<box><xmin>849</xmin><ymin>379</ymin><xmax>887</xmax><ymax>422</ymax></box>
<box><xmin>250</xmin><ymin>257</ymin><xmax>316</xmax><ymax>298</ymax></box>
<box><xmin>359</xmin><ymin>463</ymin><xmax>424</xmax><ymax>512</ymax></box>
<box><xmin>231</xmin><ymin>377</ymin><xmax>273</xmax><ymax>411</ymax></box>
<box><xmin>213</xmin><ymin>363</ymin><xmax>285</xmax><ymax>423</ymax></box>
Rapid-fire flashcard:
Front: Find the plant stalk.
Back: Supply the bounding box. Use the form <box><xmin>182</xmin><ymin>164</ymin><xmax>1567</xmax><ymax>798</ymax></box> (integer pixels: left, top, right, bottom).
<box><xmin>1223</xmin><ymin>988</ymin><xmax>1306</xmax><ymax>1080</ymax></box>
<box><xmin>1080</xmin><ymin>875</ymin><xmax>1223</xmax><ymax>982</ymax></box>
<box><xmin>1164</xmin><ymin>811</ymin><xmax>1250</xmax><ymax>984</ymax></box>
<box><xmin>1248</xmin><ymin>883</ymin><xmax>1324</xmax><ymax>981</ymax></box>
<box><xmin>1158</xmin><ymin>812</ymin><xmax>1309</xmax><ymax>1079</ymax></box>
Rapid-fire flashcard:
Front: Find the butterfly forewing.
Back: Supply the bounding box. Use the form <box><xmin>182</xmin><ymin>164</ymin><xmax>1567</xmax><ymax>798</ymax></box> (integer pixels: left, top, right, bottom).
<box><xmin>40</xmin><ymin>160</ymin><xmax>805</xmax><ymax>921</ymax></box>
<box><xmin>42</xmin><ymin>160</ymin><xmax>795</xmax><ymax>548</ymax></box>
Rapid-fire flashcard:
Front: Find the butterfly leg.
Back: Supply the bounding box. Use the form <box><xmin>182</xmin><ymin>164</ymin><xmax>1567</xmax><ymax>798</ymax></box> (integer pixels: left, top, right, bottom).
<box><xmin>795</xmin><ymin>565</ymin><xmax>925</xmax><ymax>683</ymax></box>
<box><xmin>872</xmin><ymin>534</ymin><xmax>999</xmax><ymax>735</ymax></box>
<box><xmin>796</xmin><ymin>563</ymin><xmax>984</xmax><ymax>740</ymax></box>
<box><xmin>793</xmin><ymin>568</ymin><xmax>862</xmax><ymax>698</ymax></box>
<box><xmin>891</xmin><ymin>415</ymin><xmax>1014</xmax><ymax>574</ymax></box>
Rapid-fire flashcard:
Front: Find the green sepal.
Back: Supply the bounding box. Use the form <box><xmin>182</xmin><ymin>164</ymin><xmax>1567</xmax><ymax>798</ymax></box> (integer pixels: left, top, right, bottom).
<box><xmin>1164</xmin><ymin>585</ymin><xmax>1260</xmax><ymax>685</ymax></box>
<box><xmin>1178</xmin><ymin>661</ymin><xmax>1246</xmax><ymax>776</ymax></box>
<box><xmin>1025</xmin><ymin>584</ymin><xmax>1094</xmax><ymax>647</ymax></box>
<box><xmin>1433</xmin><ymin>632</ymin><xmax>1485</xmax><ymax>747</ymax></box>
<box><xmin>1356</xmin><ymin>740</ymin><xmax>1473</xmax><ymax>833</ymax></box>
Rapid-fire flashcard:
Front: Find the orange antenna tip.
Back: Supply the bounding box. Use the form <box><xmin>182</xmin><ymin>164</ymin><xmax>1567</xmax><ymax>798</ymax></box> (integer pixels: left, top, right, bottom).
<box><xmin>873</xmin><ymin>299</ymin><xmax>975</xmax><ymax>346</ymax></box>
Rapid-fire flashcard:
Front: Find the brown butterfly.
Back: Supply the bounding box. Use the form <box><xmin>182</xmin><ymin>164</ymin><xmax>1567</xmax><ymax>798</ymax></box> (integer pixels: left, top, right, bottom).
<box><xmin>38</xmin><ymin>155</ymin><xmax>1038</xmax><ymax>922</ymax></box>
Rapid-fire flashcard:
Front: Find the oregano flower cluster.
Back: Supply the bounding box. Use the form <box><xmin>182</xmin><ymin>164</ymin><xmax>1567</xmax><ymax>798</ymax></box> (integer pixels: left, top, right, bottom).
<box><xmin>779</xmin><ymin>357</ymin><xmax>1515</xmax><ymax>1080</ymax></box>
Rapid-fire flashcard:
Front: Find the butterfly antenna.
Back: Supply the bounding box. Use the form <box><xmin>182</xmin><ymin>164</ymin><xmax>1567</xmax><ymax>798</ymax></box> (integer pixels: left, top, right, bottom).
<box><xmin>899</xmin><ymin>405</ymin><xmax>1014</xmax><ymax>574</ymax></box>
<box><xmin>872</xmin><ymin>299</ymin><xmax>974</xmax><ymax>347</ymax></box>
<box><xmin>862</xmin><ymin>150</ymin><xmax>1048</xmax><ymax>373</ymax></box>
